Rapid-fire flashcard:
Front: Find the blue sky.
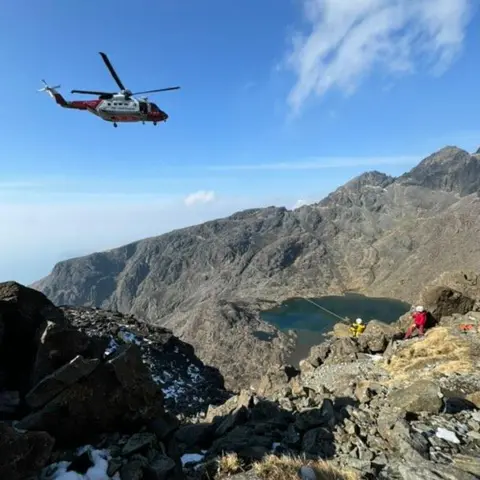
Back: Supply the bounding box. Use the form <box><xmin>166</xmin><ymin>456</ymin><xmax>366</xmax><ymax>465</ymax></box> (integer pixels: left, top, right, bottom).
<box><xmin>1</xmin><ymin>0</ymin><xmax>479</xmax><ymax>284</ymax></box>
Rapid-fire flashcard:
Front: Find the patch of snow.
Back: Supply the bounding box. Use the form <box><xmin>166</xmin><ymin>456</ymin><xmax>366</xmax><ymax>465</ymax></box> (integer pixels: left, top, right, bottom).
<box><xmin>118</xmin><ymin>329</ymin><xmax>142</xmax><ymax>346</ymax></box>
<box><xmin>40</xmin><ymin>446</ymin><xmax>120</xmax><ymax>480</ymax></box>
<box><xmin>366</xmin><ymin>354</ymin><xmax>383</xmax><ymax>362</ymax></box>
<box><xmin>436</xmin><ymin>427</ymin><xmax>460</xmax><ymax>444</ymax></box>
<box><xmin>187</xmin><ymin>364</ymin><xmax>202</xmax><ymax>383</ymax></box>
<box><xmin>181</xmin><ymin>453</ymin><xmax>205</xmax><ymax>466</ymax></box>
<box><xmin>162</xmin><ymin>379</ymin><xmax>187</xmax><ymax>399</ymax></box>
<box><xmin>104</xmin><ymin>338</ymin><xmax>119</xmax><ymax>356</ymax></box>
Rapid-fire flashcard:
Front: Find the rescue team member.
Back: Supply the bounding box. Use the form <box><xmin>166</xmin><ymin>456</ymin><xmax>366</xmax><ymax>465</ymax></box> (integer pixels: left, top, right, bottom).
<box><xmin>404</xmin><ymin>306</ymin><xmax>427</xmax><ymax>339</ymax></box>
<box><xmin>350</xmin><ymin>318</ymin><xmax>366</xmax><ymax>337</ymax></box>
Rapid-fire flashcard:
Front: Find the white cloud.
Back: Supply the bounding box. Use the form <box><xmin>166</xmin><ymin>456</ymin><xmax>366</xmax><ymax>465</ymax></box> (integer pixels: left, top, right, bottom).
<box><xmin>208</xmin><ymin>155</ymin><xmax>420</xmax><ymax>171</ymax></box>
<box><xmin>293</xmin><ymin>199</ymin><xmax>310</xmax><ymax>209</ymax></box>
<box><xmin>184</xmin><ymin>190</ymin><xmax>216</xmax><ymax>206</ymax></box>
<box><xmin>285</xmin><ymin>0</ymin><xmax>473</xmax><ymax>112</ymax></box>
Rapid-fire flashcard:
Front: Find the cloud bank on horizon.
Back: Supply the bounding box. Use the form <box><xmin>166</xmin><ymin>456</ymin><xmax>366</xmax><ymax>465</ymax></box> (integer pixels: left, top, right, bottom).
<box><xmin>285</xmin><ymin>0</ymin><xmax>473</xmax><ymax>113</ymax></box>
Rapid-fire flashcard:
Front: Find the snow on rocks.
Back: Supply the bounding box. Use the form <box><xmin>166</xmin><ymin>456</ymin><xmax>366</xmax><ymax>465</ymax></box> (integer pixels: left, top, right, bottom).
<box><xmin>60</xmin><ymin>306</ymin><xmax>229</xmax><ymax>416</ymax></box>
<box><xmin>40</xmin><ymin>446</ymin><xmax>119</xmax><ymax>480</ymax></box>
<box><xmin>436</xmin><ymin>427</ymin><xmax>460</xmax><ymax>444</ymax></box>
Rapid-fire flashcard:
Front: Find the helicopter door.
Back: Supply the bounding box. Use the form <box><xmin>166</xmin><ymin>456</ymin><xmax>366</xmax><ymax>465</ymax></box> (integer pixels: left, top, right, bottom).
<box><xmin>139</xmin><ymin>101</ymin><xmax>148</xmax><ymax>114</ymax></box>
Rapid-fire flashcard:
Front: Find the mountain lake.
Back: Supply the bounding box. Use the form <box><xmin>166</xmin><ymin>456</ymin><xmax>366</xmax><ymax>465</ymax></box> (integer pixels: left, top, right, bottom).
<box><xmin>260</xmin><ymin>293</ymin><xmax>411</xmax><ymax>366</ymax></box>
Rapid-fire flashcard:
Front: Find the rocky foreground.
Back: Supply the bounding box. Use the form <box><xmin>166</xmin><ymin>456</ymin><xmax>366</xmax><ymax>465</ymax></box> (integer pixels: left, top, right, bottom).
<box><xmin>1</xmin><ymin>280</ymin><xmax>480</xmax><ymax>479</ymax></box>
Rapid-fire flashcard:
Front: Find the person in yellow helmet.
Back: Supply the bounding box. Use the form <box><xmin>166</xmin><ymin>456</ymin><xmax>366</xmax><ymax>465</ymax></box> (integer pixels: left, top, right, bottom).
<box><xmin>350</xmin><ymin>318</ymin><xmax>366</xmax><ymax>338</ymax></box>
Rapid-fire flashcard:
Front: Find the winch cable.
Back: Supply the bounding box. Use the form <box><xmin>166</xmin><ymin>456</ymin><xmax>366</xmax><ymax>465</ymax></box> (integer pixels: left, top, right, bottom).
<box><xmin>302</xmin><ymin>297</ymin><xmax>349</xmax><ymax>324</ymax></box>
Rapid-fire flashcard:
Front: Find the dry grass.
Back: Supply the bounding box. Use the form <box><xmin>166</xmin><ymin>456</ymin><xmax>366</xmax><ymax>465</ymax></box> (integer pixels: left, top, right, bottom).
<box><xmin>252</xmin><ymin>454</ymin><xmax>359</xmax><ymax>480</ymax></box>
<box><xmin>215</xmin><ymin>453</ymin><xmax>359</xmax><ymax>479</ymax></box>
<box><xmin>216</xmin><ymin>452</ymin><xmax>244</xmax><ymax>476</ymax></box>
<box><xmin>384</xmin><ymin>327</ymin><xmax>475</xmax><ymax>382</ymax></box>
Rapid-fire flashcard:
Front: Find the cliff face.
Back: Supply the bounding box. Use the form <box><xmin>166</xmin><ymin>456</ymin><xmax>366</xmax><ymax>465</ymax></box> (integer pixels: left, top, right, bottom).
<box><xmin>31</xmin><ymin>146</ymin><xmax>480</xmax><ymax>389</ymax></box>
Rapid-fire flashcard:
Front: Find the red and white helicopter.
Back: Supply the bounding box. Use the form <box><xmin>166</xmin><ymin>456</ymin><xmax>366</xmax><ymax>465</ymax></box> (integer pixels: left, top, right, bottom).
<box><xmin>39</xmin><ymin>52</ymin><xmax>180</xmax><ymax>127</ymax></box>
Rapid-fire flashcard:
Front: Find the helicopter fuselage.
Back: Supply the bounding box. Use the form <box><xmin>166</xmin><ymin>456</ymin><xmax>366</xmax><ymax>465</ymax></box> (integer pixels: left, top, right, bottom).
<box><xmin>57</xmin><ymin>94</ymin><xmax>168</xmax><ymax>125</ymax></box>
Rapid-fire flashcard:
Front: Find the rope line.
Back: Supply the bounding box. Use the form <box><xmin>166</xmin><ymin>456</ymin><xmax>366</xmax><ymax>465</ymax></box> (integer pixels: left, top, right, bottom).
<box><xmin>302</xmin><ymin>297</ymin><xmax>349</xmax><ymax>323</ymax></box>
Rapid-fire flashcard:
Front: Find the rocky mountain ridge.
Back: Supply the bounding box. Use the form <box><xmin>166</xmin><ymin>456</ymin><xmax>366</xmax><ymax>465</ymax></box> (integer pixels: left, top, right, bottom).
<box><xmin>3</xmin><ymin>275</ymin><xmax>480</xmax><ymax>479</ymax></box>
<box><xmin>31</xmin><ymin>145</ymin><xmax>480</xmax><ymax>389</ymax></box>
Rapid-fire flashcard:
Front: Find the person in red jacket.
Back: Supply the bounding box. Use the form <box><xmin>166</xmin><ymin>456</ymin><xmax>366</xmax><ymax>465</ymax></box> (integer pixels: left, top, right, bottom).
<box><xmin>404</xmin><ymin>306</ymin><xmax>428</xmax><ymax>339</ymax></box>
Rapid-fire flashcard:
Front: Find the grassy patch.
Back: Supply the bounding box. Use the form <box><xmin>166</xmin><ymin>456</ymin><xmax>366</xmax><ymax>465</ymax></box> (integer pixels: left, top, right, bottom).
<box><xmin>215</xmin><ymin>453</ymin><xmax>359</xmax><ymax>479</ymax></box>
<box><xmin>384</xmin><ymin>327</ymin><xmax>475</xmax><ymax>381</ymax></box>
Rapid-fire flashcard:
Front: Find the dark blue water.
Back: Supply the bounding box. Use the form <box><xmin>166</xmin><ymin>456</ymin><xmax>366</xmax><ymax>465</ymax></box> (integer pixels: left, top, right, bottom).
<box><xmin>261</xmin><ymin>293</ymin><xmax>410</xmax><ymax>365</ymax></box>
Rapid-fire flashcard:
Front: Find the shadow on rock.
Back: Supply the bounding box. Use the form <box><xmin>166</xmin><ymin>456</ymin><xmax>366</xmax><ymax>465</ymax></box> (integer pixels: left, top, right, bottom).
<box><xmin>174</xmin><ymin>390</ymin><xmax>362</xmax><ymax>479</ymax></box>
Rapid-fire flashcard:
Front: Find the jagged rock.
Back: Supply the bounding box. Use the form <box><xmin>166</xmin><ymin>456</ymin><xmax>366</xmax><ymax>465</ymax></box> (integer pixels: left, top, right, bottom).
<box><xmin>0</xmin><ymin>422</ymin><xmax>54</xmax><ymax>480</ymax></box>
<box><xmin>205</xmin><ymin>389</ymin><xmax>254</xmax><ymax>423</ymax></box>
<box><xmin>143</xmin><ymin>454</ymin><xmax>177</xmax><ymax>480</ymax></box>
<box><xmin>357</xmin><ymin>320</ymin><xmax>401</xmax><ymax>353</ymax></box>
<box><xmin>120</xmin><ymin>456</ymin><xmax>148</xmax><ymax>480</ymax></box>
<box><xmin>25</xmin><ymin>355</ymin><xmax>100</xmax><ymax>410</ymax></box>
<box><xmin>208</xmin><ymin>426</ymin><xmax>273</xmax><ymax>457</ymax></box>
<box><xmin>453</xmin><ymin>454</ymin><xmax>480</xmax><ymax>477</ymax></box>
<box><xmin>255</xmin><ymin>364</ymin><xmax>300</xmax><ymax>397</ymax></box>
<box><xmin>175</xmin><ymin>424</ymin><xmax>215</xmax><ymax>451</ymax></box>
<box><xmin>214</xmin><ymin>405</ymin><xmax>250</xmax><ymax>437</ymax></box>
<box><xmin>327</xmin><ymin>337</ymin><xmax>361</xmax><ymax>363</ymax></box>
<box><xmin>61</xmin><ymin>306</ymin><xmax>229</xmax><ymax>416</ymax></box>
<box><xmin>419</xmin><ymin>286</ymin><xmax>475</xmax><ymax>323</ymax></box>
<box><xmin>377</xmin><ymin>413</ymin><xmax>427</xmax><ymax>462</ymax></box>
<box><xmin>466</xmin><ymin>391</ymin><xmax>480</xmax><ymax>408</ymax></box>
<box><xmin>387</xmin><ymin>380</ymin><xmax>443</xmax><ymax>414</ymax></box>
<box><xmin>122</xmin><ymin>432</ymin><xmax>158</xmax><ymax>456</ymax></box>
<box><xmin>31</xmin><ymin>321</ymin><xmax>107</xmax><ymax>387</ymax></box>
<box><xmin>294</xmin><ymin>399</ymin><xmax>336</xmax><ymax>431</ymax></box>
<box><xmin>354</xmin><ymin>381</ymin><xmax>382</xmax><ymax>404</ymax></box>
<box><xmin>305</xmin><ymin>342</ymin><xmax>331</xmax><ymax>368</ymax></box>
<box><xmin>0</xmin><ymin>281</ymin><xmax>66</xmax><ymax>394</ymax></box>
<box><xmin>302</xmin><ymin>426</ymin><xmax>335</xmax><ymax>456</ymax></box>
<box><xmin>148</xmin><ymin>413</ymin><xmax>180</xmax><ymax>441</ymax></box>
<box><xmin>17</xmin><ymin>344</ymin><xmax>165</xmax><ymax>446</ymax></box>
<box><xmin>332</xmin><ymin>323</ymin><xmax>351</xmax><ymax>337</ymax></box>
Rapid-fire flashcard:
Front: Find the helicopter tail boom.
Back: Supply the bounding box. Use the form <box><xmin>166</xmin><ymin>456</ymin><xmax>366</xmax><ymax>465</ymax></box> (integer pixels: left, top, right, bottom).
<box><xmin>38</xmin><ymin>80</ymin><xmax>71</xmax><ymax>108</ymax></box>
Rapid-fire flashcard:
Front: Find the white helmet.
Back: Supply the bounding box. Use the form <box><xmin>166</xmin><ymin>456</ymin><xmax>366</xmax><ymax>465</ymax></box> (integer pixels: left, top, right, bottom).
<box><xmin>356</xmin><ymin>318</ymin><xmax>363</xmax><ymax>324</ymax></box>
<box><xmin>415</xmin><ymin>306</ymin><xmax>424</xmax><ymax>312</ymax></box>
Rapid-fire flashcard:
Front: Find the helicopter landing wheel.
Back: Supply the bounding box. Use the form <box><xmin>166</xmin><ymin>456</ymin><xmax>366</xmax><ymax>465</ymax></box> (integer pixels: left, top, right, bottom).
<box><xmin>153</xmin><ymin>121</ymin><xmax>157</xmax><ymax>126</ymax></box>
<box><xmin>113</xmin><ymin>122</ymin><xmax>118</xmax><ymax>128</ymax></box>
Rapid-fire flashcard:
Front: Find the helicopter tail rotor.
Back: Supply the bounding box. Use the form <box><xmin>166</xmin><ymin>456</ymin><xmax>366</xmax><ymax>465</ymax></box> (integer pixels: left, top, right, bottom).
<box><xmin>38</xmin><ymin>79</ymin><xmax>61</xmax><ymax>92</ymax></box>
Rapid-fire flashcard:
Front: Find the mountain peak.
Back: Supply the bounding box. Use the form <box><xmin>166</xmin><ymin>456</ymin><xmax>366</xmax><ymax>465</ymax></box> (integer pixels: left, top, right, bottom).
<box><xmin>345</xmin><ymin>170</ymin><xmax>394</xmax><ymax>189</ymax></box>
<box><xmin>397</xmin><ymin>146</ymin><xmax>480</xmax><ymax>196</ymax></box>
<box><xmin>317</xmin><ymin>170</ymin><xmax>393</xmax><ymax>208</ymax></box>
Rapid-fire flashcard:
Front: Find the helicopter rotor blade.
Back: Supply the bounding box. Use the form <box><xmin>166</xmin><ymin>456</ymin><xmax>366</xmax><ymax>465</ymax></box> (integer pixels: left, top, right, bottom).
<box><xmin>71</xmin><ymin>89</ymin><xmax>115</xmax><ymax>96</ymax></box>
<box><xmin>131</xmin><ymin>86</ymin><xmax>180</xmax><ymax>95</ymax></box>
<box><xmin>99</xmin><ymin>52</ymin><xmax>126</xmax><ymax>91</ymax></box>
